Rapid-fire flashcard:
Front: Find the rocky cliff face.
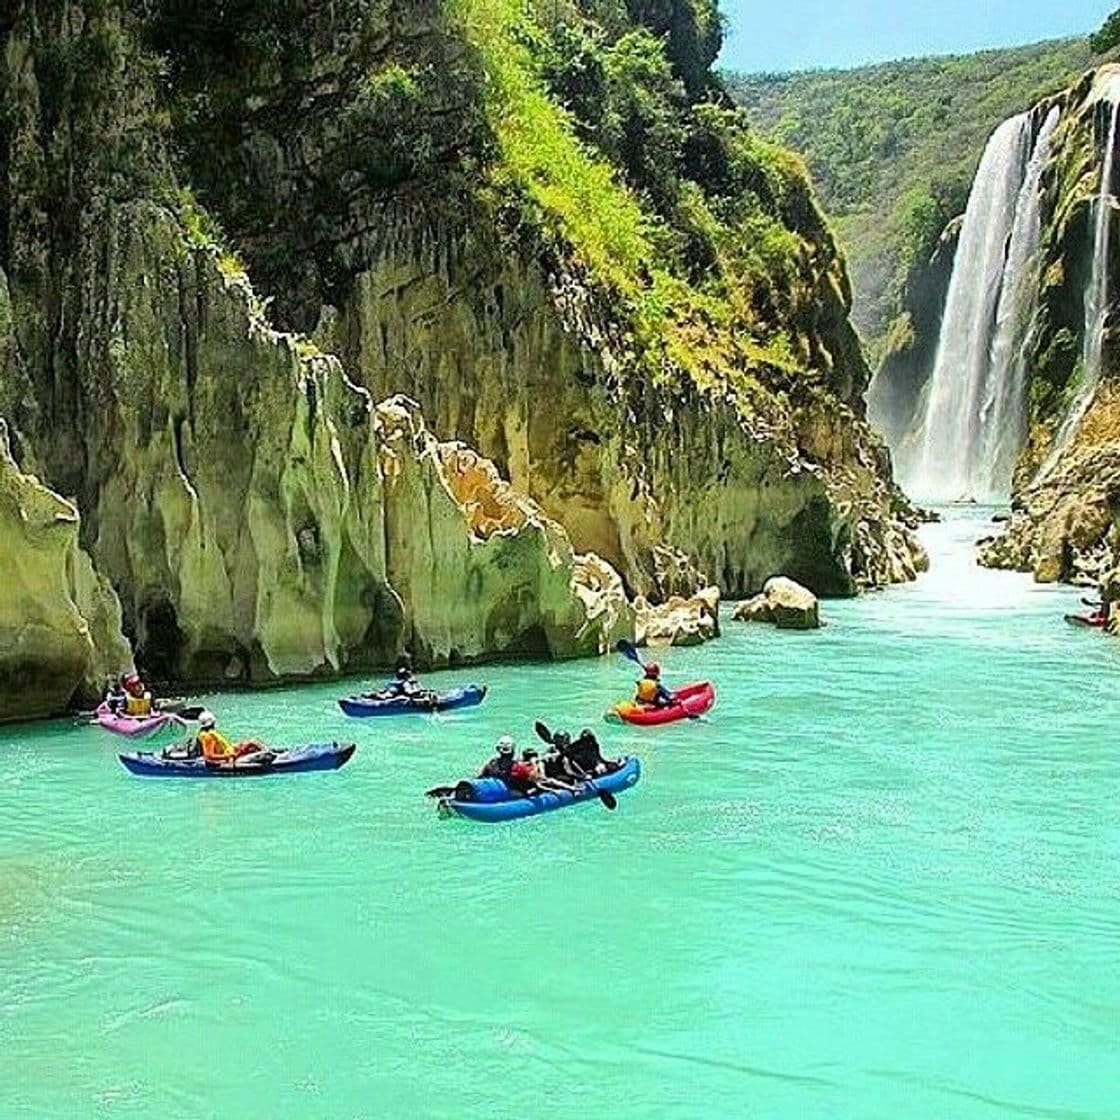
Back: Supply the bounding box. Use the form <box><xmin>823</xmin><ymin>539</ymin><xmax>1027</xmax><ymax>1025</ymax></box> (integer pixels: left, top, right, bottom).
<box><xmin>0</xmin><ymin>418</ymin><xmax>131</xmax><ymax>720</ymax></box>
<box><xmin>2</xmin><ymin>197</ymin><xmax>634</xmax><ymax>699</ymax></box>
<box><xmin>327</xmin><ymin>215</ymin><xmax>923</xmax><ymax>597</ymax></box>
<box><xmin>0</xmin><ymin>0</ymin><xmax>919</xmax><ymax>717</ymax></box>
<box><xmin>149</xmin><ymin>0</ymin><xmax>922</xmax><ymax>598</ymax></box>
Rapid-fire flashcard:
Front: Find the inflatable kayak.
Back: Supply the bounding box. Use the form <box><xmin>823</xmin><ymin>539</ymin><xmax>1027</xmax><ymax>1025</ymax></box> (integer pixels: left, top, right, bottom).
<box><xmin>611</xmin><ymin>681</ymin><xmax>715</xmax><ymax>726</ymax></box>
<box><xmin>118</xmin><ymin>742</ymin><xmax>356</xmax><ymax>778</ymax></box>
<box><xmin>439</xmin><ymin>756</ymin><xmax>641</xmax><ymax>822</ymax></box>
<box><xmin>1065</xmin><ymin>613</ymin><xmax>1108</xmax><ymax>629</ymax></box>
<box><xmin>338</xmin><ymin>684</ymin><xmax>487</xmax><ymax>718</ymax></box>
<box><xmin>95</xmin><ymin>703</ymin><xmax>182</xmax><ymax>739</ymax></box>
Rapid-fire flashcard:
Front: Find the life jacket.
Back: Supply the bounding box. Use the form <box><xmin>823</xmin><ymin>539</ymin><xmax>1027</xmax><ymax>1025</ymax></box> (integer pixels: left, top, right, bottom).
<box><xmin>636</xmin><ymin>678</ymin><xmax>659</xmax><ymax>704</ymax></box>
<box><xmin>199</xmin><ymin>729</ymin><xmax>235</xmax><ymax>761</ymax></box>
<box><xmin>125</xmin><ymin>691</ymin><xmax>152</xmax><ymax>717</ymax></box>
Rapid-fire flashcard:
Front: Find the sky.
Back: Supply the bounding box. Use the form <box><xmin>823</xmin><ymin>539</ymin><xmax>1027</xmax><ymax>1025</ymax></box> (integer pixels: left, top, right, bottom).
<box><xmin>719</xmin><ymin>0</ymin><xmax>1118</xmax><ymax>73</ymax></box>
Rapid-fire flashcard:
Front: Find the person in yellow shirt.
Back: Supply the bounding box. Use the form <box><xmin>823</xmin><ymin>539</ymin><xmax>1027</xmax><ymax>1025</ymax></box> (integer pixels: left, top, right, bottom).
<box><xmin>634</xmin><ymin>663</ymin><xmax>673</xmax><ymax>709</ymax></box>
<box><xmin>123</xmin><ymin>673</ymin><xmax>153</xmax><ymax>717</ymax></box>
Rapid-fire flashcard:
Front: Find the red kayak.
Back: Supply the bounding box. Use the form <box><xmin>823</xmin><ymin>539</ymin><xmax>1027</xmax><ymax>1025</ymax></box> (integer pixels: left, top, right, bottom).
<box><xmin>1065</xmin><ymin>613</ymin><xmax>1108</xmax><ymax>629</ymax></box>
<box><xmin>612</xmin><ymin>681</ymin><xmax>716</xmax><ymax>726</ymax></box>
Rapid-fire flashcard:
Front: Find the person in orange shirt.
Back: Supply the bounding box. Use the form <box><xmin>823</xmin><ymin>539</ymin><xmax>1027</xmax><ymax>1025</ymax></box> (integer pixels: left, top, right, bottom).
<box><xmin>195</xmin><ymin>711</ymin><xmax>268</xmax><ymax>766</ymax></box>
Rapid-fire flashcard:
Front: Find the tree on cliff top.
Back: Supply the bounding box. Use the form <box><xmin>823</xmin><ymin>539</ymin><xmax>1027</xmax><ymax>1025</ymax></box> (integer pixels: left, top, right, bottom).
<box><xmin>1091</xmin><ymin>9</ymin><xmax>1120</xmax><ymax>55</ymax></box>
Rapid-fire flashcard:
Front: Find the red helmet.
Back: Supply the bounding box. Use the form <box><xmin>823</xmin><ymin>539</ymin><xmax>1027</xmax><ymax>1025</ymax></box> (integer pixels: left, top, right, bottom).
<box><xmin>644</xmin><ymin>663</ymin><xmax>661</xmax><ymax>678</ymax></box>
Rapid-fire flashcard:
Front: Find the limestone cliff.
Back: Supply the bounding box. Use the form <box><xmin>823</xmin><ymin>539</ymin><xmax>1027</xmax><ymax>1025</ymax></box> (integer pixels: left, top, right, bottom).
<box><xmin>2</xmin><ymin>198</ymin><xmax>634</xmax><ymax>690</ymax></box>
<box><xmin>0</xmin><ymin>419</ymin><xmax>130</xmax><ymax>720</ymax></box>
<box><xmin>147</xmin><ymin>0</ymin><xmax>922</xmax><ymax>598</ymax></box>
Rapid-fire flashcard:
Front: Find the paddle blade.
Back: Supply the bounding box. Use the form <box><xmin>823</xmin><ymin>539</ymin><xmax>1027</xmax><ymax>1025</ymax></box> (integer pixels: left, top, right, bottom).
<box><xmin>598</xmin><ymin>790</ymin><xmax>618</xmax><ymax>810</ymax></box>
<box><xmin>533</xmin><ymin>720</ymin><xmax>554</xmax><ymax>744</ymax></box>
<box><xmin>602</xmin><ymin>710</ymin><xmax>624</xmax><ymax>725</ymax></box>
<box><xmin>424</xmin><ymin>785</ymin><xmax>456</xmax><ymax>799</ymax></box>
<box><xmin>614</xmin><ymin>638</ymin><xmax>643</xmax><ymax>666</ymax></box>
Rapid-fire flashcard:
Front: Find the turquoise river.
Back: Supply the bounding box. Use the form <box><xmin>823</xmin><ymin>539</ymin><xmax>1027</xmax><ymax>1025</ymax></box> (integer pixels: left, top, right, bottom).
<box><xmin>2</xmin><ymin>510</ymin><xmax>1118</xmax><ymax>1118</ymax></box>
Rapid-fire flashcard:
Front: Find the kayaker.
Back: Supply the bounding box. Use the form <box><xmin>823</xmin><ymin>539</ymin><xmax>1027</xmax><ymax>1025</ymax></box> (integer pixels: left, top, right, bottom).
<box><xmin>196</xmin><ymin>711</ymin><xmax>269</xmax><ymax>766</ymax></box>
<box><xmin>479</xmin><ymin>735</ymin><xmax>516</xmax><ymax>780</ymax></box>
<box><xmin>568</xmin><ymin>728</ymin><xmax>612</xmax><ymax>776</ymax></box>
<box><xmin>634</xmin><ymin>663</ymin><xmax>673</xmax><ymax>709</ymax></box>
<box><xmin>103</xmin><ymin>675</ymin><xmax>127</xmax><ymax>715</ymax></box>
<box><xmin>370</xmin><ymin>656</ymin><xmax>424</xmax><ymax>700</ymax></box>
<box><xmin>123</xmin><ymin>672</ymin><xmax>153</xmax><ymax>717</ymax></box>
<box><xmin>509</xmin><ymin>748</ymin><xmax>578</xmax><ymax>796</ymax></box>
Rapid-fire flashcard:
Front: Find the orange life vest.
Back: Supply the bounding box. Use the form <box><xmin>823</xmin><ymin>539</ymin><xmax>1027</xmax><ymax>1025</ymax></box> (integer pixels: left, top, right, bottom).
<box><xmin>199</xmin><ymin>729</ymin><xmax>235</xmax><ymax>761</ymax></box>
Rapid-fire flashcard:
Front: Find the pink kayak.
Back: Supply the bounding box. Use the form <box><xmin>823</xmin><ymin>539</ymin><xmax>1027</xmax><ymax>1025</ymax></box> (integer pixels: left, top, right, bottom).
<box><xmin>95</xmin><ymin>703</ymin><xmax>181</xmax><ymax>739</ymax></box>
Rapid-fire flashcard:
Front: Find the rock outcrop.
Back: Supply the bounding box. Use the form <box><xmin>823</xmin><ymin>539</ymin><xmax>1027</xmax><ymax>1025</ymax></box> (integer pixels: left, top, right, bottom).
<box><xmin>635</xmin><ymin>586</ymin><xmax>720</xmax><ymax>647</ymax></box>
<box><xmin>149</xmin><ymin>0</ymin><xmax>922</xmax><ymax>599</ymax></box>
<box><xmin>732</xmin><ymin>576</ymin><xmax>821</xmax><ymax>629</ymax></box>
<box><xmin>1</xmin><ymin>200</ymin><xmax>636</xmax><ymax>694</ymax></box>
<box><xmin>0</xmin><ymin>420</ymin><xmax>130</xmax><ymax>720</ymax></box>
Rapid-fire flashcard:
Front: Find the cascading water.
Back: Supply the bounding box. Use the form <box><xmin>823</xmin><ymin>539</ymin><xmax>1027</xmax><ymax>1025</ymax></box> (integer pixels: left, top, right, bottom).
<box><xmin>1039</xmin><ymin>73</ymin><xmax>1120</xmax><ymax>478</ymax></box>
<box><xmin>978</xmin><ymin>106</ymin><xmax>1061</xmax><ymax>490</ymax></box>
<box><xmin>903</xmin><ymin>110</ymin><xmax>1058</xmax><ymax>502</ymax></box>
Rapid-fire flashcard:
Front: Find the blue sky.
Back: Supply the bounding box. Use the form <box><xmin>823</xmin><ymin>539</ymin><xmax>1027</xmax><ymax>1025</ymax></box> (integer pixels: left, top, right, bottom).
<box><xmin>719</xmin><ymin>0</ymin><xmax>1117</xmax><ymax>73</ymax></box>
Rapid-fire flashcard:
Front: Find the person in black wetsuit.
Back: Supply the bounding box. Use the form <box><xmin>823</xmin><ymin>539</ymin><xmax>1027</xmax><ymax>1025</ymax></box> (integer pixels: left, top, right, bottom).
<box><xmin>568</xmin><ymin>728</ymin><xmax>613</xmax><ymax>776</ymax></box>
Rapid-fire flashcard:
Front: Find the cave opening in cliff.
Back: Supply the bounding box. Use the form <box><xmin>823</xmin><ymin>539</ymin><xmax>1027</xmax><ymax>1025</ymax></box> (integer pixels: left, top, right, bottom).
<box><xmin>135</xmin><ymin>597</ymin><xmax>186</xmax><ymax>685</ymax></box>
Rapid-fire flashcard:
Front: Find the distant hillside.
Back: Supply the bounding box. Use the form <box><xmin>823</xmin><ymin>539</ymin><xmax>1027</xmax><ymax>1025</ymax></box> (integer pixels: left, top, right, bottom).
<box><xmin>727</xmin><ymin>38</ymin><xmax>1095</xmax><ymax>349</ymax></box>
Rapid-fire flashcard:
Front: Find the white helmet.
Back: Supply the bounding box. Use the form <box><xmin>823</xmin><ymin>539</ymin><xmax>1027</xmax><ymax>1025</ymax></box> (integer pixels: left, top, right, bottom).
<box><xmin>497</xmin><ymin>735</ymin><xmax>515</xmax><ymax>755</ymax></box>
<box><xmin>198</xmin><ymin>710</ymin><xmax>216</xmax><ymax>730</ymax></box>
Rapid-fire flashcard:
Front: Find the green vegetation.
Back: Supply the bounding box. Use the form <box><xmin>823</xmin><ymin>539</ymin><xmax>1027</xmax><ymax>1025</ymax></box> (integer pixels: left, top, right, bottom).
<box><xmin>1091</xmin><ymin>8</ymin><xmax>1120</xmax><ymax>55</ymax></box>
<box><xmin>14</xmin><ymin>0</ymin><xmax>856</xmax><ymax>401</ymax></box>
<box><xmin>727</xmin><ymin>38</ymin><xmax>1096</xmax><ymax>348</ymax></box>
<box><xmin>451</xmin><ymin>0</ymin><xmax>844</xmax><ymax>389</ymax></box>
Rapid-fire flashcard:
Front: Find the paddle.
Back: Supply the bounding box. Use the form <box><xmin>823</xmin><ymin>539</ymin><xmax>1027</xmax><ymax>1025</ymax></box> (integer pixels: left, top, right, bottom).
<box><xmin>425</xmin><ymin>785</ymin><xmax>456</xmax><ymax>799</ymax></box>
<box><xmin>533</xmin><ymin>721</ymin><xmax>616</xmax><ymax>810</ymax></box>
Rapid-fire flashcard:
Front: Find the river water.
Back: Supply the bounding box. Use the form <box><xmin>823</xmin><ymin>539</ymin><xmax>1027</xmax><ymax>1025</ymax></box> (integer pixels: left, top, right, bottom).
<box><xmin>2</xmin><ymin>509</ymin><xmax>1117</xmax><ymax>1118</ymax></box>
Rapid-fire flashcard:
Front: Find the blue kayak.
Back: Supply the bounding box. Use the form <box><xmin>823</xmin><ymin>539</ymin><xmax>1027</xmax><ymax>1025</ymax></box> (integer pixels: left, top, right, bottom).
<box><xmin>118</xmin><ymin>742</ymin><xmax>356</xmax><ymax>778</ymax></box>
<box><xmin>440</xmin><ymin>756</ymin><xmax>641</xmax><ymax>822</ymax></box>
<box><xmin>338</xmin><ymin>684</ymin><xmax>487</xmax><ymax>718</ymax></box>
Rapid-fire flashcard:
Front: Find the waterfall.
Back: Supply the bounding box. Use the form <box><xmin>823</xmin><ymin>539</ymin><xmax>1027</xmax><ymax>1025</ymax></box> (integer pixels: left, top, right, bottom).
<box><xmin>1040</xmin><ymin>74</ymin><xmax>1120</xmax><ymax>477</ymax></box>
<box><xmin>902</xmin><ymin>111</ymin><xmax>1057</xmax><ymax>502</ymax></box>
<box><xmin>978</xmin><ymin>106</ymin><xmax>1061</xmax><ymax>490</ymax></box>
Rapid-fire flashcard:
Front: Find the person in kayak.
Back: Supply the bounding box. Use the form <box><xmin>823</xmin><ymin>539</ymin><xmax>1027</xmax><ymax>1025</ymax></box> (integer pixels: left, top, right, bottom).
<box><xmin>634</xmin><ymin>663</ymin><xmax>673</xmax><ymax>709</ymax></box>
<box><xmin>103</xmin><ymin>675</ymin><xmax>127</xmax><ymax>715</ymax></box>
<box><xmin>369</xmin><ymin>655</ymin><xmax>436</xmax><ymax>703</ymax></box>
<box><xmin>508</xmin><ymin>748</ymin><xmax>578</xmax><ymax>796</ymax></box>
<box><xmin>568</xmin><ymin>728</ymin><xmax>613</xmax><ymax>776</ymax></box>
<box><xmin>122</xmin><ymin>672</ymin><xmax>154</xmax><ymax>717</ymax></box>
<box><xmin>196</xmin><ymin>711</ymin><xmax>269</xmax><ymax>766</ymax></box>
<box><xmin>544</xmin><ymin>728</ymin><xmax>613</xmax><ymax>780</ymax></box>
<box><xmin>479</xmin><ymin>735</ymin><xmax>516</xmax><ymax>780</ymax></box>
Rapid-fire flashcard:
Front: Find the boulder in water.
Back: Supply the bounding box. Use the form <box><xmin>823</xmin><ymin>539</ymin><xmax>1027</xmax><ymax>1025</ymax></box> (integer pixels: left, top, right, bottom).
<box><xmin>732</xmin><ymin>577</ymin><xmax>820</xmax><ymax>630</ymax></box>
<box><xmin>635</xmin><ymin>586</ymin><xmax>720</xmax><ymax>648</ymax></box>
